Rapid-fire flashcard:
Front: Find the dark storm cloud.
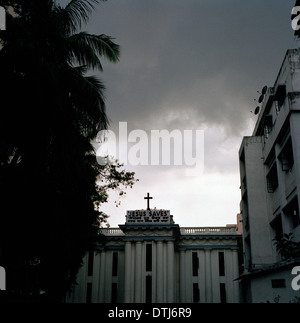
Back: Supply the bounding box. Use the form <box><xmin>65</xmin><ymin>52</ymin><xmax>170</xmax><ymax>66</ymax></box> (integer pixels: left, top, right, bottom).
<box><xmin>87</xmin><ymin>0</ymin><xmax>297</xmax><ymax>138</ymax></box>
<box><xmin>70</xmin><ymin>0</ymin><xmax>299</xmax><ymax>226</ymax></box>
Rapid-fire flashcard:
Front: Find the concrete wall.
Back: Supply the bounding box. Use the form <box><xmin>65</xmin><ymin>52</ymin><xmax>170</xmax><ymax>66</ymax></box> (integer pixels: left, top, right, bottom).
<box><xmin>239</xmin><ymin>136</ymin><xmax>274</xmax><ymax>267</ymax></box>
<box><xmin>247</xmin><ymin>266</ymin><xmax>300</xmax><ymax>303</ymax></box>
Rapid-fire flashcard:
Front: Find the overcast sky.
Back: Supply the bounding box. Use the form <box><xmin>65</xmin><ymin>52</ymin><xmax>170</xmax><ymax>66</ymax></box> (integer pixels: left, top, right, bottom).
<box><xmin>67</xmin><ymin>0</ymin><xmax>298</xmax><ymax>227</ymax></box>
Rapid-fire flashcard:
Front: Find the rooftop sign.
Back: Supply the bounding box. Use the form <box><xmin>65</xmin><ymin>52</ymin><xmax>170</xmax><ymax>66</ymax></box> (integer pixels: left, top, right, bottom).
<box><xmin>126</xmin><ymin>209</ymin><xmax>171</xmax><ymax>224</ymax></box>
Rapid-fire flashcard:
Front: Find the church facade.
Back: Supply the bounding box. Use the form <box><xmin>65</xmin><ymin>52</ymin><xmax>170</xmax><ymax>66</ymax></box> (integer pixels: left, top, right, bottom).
<box><xmin>67</xmin><ymin>201</ymin><xmax>242</xmax><ymax>303</ymax></box>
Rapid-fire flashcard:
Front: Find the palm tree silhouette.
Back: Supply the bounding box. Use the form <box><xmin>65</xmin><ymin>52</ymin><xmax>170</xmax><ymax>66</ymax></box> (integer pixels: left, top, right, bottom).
<box><xmin>0</xmin><ymin>0</ymin><xmax>122</xmax><ymax>301</ymax></box>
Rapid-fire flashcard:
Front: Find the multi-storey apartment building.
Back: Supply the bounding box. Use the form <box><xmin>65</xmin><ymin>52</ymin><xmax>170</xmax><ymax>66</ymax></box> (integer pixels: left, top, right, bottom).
<box><xmin>239</xmin><ymin>49</ymin><xmax>300</xmax><ymax>303</ymax></box>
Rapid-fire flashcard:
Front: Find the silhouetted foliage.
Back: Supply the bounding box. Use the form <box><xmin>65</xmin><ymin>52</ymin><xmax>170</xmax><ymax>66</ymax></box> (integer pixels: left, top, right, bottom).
<box><xmin>0</xmin><ymin>0</ymin><xmax>136</xmax><ymax>302</ymax></box>
<box><xmin>273</xmin><ymin>233</ymin><xmax>300</xmax><ymax>260</ymax></box>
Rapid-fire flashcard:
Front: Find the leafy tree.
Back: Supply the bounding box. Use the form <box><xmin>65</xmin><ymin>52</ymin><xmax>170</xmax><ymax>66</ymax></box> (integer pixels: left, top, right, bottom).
<box><xmin>273</xmin><ymin>233</ymin><xmax>300</xmax><ymax>260</ymax></box>
<box><xmin>0</xmin><ymin>0</ymin><xmax>136</xmax><ymax>302</ymax></box>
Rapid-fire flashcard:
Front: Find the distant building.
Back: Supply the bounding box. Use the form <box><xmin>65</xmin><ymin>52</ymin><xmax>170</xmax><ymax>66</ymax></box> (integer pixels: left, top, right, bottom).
<box><xmin>67</xmin><ymin>195</ymin><xmax>242</xmax><ymax>303</ymax></box>
<box><xmin>239</xmin><ymin>49</ymin><xmax>300</xmax><ymax>303</ymax></box>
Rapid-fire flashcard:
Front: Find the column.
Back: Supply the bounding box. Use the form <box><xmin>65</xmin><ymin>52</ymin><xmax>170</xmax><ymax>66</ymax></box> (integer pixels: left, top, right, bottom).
<box><xmin>124</xmin><ymin>241</ymin><xmax>132</xmax><ymax>303</ymax></box>
<box><xmin>156</xmin><ymin>241</ymin><xmax>163</xmax><ymax>302</ymax></box>
<box><xmin>152</xmin><ymin>241</ymin><xmax>157</xmax><ymax>302</ymax></box>
<box><xmin>210</xmin><ymin>249</ymin><xmax>219</xmax><ymax>303</ymax></box>
<box><xmin>199</xmin><ymin>250</ymin><xmax>206</xmax><ymax>303</ymax></box>
<box><xmin>179</xmin><ymin>250</ymin><xmax>186</xmax><ymax>302</ymax></box>
<box><xmin>104</xmin><ymin>251</ymin><xmax>112</xmax><ymax>302</ymax></box>
<box><xmin>232</xmin><ymin>249</ymin><xmax>240</xmax><ymax>303</ymax></box>
<box><xmin>167</xmin><ymin>241</ymin><xmax>175</xmax><ymax>303</ymax></box>
<box><xmin>99</xmin><ymin>251</ymin><xmax>106</xmax><ymax>302</ymax></box>
<box><xmin>205</xmin><ymin>249</ymin><xmax>212</xmax><ymax>302</ymax></box>
<box><xmin>135</xmin><ymin>241</ymin><xmax>142</xmax><ymax>302</ymax></box>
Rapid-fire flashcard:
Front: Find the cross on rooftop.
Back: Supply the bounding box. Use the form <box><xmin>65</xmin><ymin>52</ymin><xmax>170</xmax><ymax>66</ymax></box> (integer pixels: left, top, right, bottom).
<box><xmin>144</xmin><ymin>192</ymin><xmax>153</xmax><ymax>210</ymax></box>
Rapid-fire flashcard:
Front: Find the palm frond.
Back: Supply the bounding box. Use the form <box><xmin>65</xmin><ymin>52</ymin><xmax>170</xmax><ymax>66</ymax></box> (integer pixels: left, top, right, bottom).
<box><xmin>67</xmin><ymin>32</ymin><xmax>120</xmax><ymax>70</ymax></box>
<box><xmin>63</xmin><ymin>0</ymin><xmax>105</xmax><ymax>33</ymax></box>
<box><xmin>60</xmin><ymin>65</ymin><xmax>108</xmax><ymax>138</ymax></box>
<box><xmin>68</xmin><ymin>34</ymin><xmax>103</xmax><ymax>70</ymax></box>
<box><xmin>94</xmin><ymin>33</ymin><xmax>120</xmax><ymax>63</ymax></box>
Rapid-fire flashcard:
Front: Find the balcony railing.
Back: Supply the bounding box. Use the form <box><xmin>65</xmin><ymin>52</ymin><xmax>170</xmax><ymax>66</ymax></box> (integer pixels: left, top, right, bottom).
<box><xmin>100</xmin><ymin>226</ymin><xmax>238</xmax><ymax>236</ymax></box>
<box><xmin>180</xmin><ymin>226</ymin><xmax>237</xmax><ymax>235</ymax></box>
<box><xmin>100</xmin><ymin>228</ymin><xmax>124</xmax><ymax>236</ymax></box>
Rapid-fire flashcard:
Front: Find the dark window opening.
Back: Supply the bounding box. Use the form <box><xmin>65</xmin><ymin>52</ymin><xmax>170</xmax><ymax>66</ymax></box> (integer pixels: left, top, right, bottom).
<box><xmin>271</xmin><ymin>214</ymin><xmax>283</xmax><ymax>240</ymax></box>
<box><xmin>264</xmin><ymin>115</ymin><xmax>273</xmax><ymax>137</ymax></box>
<box><xmin>111</xmin><ymin>283</ymin><xmax>118</xmax><ymax>303</ymax></box>
<box><xmin>272</xmin><ymin>279</ymin><xmax>286</xmax><ymax>288</ymax></box>
<box><xmin>218</xmin><ymin>252</ymin><xmax>225</xmax><ymax>276</ymax></box>
<box><xmin>192</xmin><ymin>252</ymin><xmax>199</xmax><ymax>276</ymax></box>
<box><xmin>279</xmin><ymin>137</ymin><xmax>294</xmax><ymax>172</ymax></box>
<box><xmin>146</xmin><ymin>244</ymin><xmax>152</xmax><ymax>272</ymax></box>
<box><xmin>87</xmin><ymin>251</ymin><xmax>94</xmax><ymax>276</ymax></box>
<box><xmin>193</xmin><ymin>283</ymin><xmax>200</xmax><ymax>303</ymax></box>
<box><xmin>86</xmin><ymin>282</ymin><xmax>92</xmax><ymax>303</ymax></box>
<box><xmin>283</xmin><ymin>197</ymin><xmax>300</xmax><ymax>228</ymax></box>
<box><xmin>112</xmin><ymin>252</ymin><xmax>118</xmax><ymax>276</ymax></box>
<box><xmin>146</xmin><ymin>276</ymin><xmax>152</xmax><ymax>303</ymax></box>
<box><xmin>267</xmin><ymin>163</ymin><xmax>279</xmax><ymax>193</ymax></box>
<box><xmin>220</xmin><ymin>283</ymin><xmax>227</xmax><ymax>303</ymax></box>
<box><xmin>274</xmin><ymin>84</ymin><xmax>286</xmax><ymax>106</ymax></box>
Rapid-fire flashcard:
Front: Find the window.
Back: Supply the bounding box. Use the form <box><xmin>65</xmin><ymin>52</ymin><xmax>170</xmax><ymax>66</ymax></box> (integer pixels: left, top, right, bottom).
<box><xmin>146</xmin><ymin>276</ymin><xmax>152</xmax><ymax>303</ymax></box>
<box><xmin>271</xmin><ymin>279</ymin><xmax>286</xmax><ymax>288</ymax></box>
<box><xmin>220</xmin><ymin>283</ymin><xmax>227</xmax><ymax>303</ymax></box>
<box><xmin>86</xmin><ymin>283</ymin><xmax>92</xmax><ymax>303</ymax></box>
<box><xmin>146</xmin><ymin>244</ymin><xmax>152</xmax><ymax>272</ymax></box>
<box><xmin>218</xmin><ymin>252</ymin><xmax>225</xmax><ymax>276</ymax></box>
<box><xmin>279</xmin><ymin>138</ymin><xmax>294</xmax><ymax>172</ymax></box>
<box><xmin>87</xmin><ymin>251</ymin><xmax>94</xmax><ymax>276</ymax></box>
<box><xmin>242</xmin><ymin>194</ymin><xmax>249</xmax><ymax>231</ymax></box>
<box><xmin>192</xmin><ymin>252</ymin><xmax>199</xmax><ymax>276</ymax></box>
<box><xmin>292</xmin><ymin>209</ymin><xmax>300</xmax><ymax>228</ymax></box>
<box><xmin>271</xmin><ymin>214</ymin><xmax>283</xmax><ymax>239</ymax></box>
<box><xmin>266</xmin><ymin>163</ymin><xmax>279</xmax><ymax>193</ymax></box>
<box><xmin>275</xmin><ymin>100</ymin><xmax>280</xmax><ymax>114</ymax></box>
<box><xmin>111</xmin><ymin>283</ymin><xmax>118</xmax><ymax>303</ymax></box>
<box><xmin>264</xmin><ymin>115</ymin><xmax>273</xmax><ymax>138</ymax></box>
<box><xmin>274</xmin><ymin>84</ymin><xmax>286</xmax><ymax>106</ymax></box>
<box><xmin>193</xmin><ymin>283</ymin><xmax>200</xmax><ymax>303</ymax></box>
<box><xmin>283</xmin><ymin>197</ymin><xmax>300</xmax><ymax>228</ymax></box>
<box><xmin>112</xmin><ymin>252</ymin><xmax>118</xmax><ymax>276</ymax></box>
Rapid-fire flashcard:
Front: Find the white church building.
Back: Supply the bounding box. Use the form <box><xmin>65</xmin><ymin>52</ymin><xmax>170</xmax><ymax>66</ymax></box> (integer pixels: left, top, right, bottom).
<box><xmin>67</xmin><ymin>195</ymin><xmax>242</xmax><ymax>303</ymax></box>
